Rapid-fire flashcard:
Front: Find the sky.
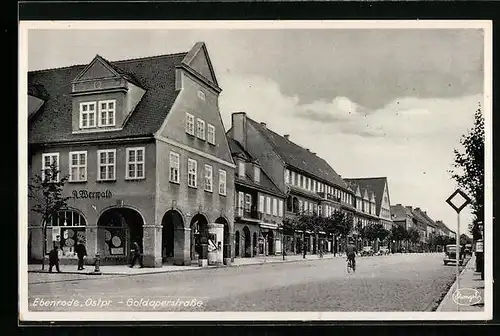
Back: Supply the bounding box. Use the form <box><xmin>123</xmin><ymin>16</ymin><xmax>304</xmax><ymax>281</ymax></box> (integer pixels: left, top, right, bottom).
<box><xmin>26</xmin><ymin>25</ymin><xmax>486</xmax><ymax>235</ymax></box>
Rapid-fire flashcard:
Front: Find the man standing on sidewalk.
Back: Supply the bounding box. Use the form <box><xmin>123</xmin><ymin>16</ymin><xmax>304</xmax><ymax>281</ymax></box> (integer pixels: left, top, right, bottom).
<box><xmin>75</xmin><ymin>240</ymin><xmax>87</xmax><ymax>270</ymax></box>
<box><xmin>129</xmin><ymin>241</ymin><xmax>144</xmax><ymax>268</ymax></box>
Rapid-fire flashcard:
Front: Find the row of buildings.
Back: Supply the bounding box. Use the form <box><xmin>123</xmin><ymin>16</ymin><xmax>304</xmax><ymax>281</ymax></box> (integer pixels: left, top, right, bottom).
<box><xmin>27</xmin><ymin>42</ymin><xmax>455</xmax><ymax>267</ymax></box>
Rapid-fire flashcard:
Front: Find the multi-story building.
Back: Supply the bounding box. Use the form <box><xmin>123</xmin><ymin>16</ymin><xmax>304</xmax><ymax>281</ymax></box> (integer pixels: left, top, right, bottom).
<box><xmin>344</xmin><ymin>177</ymin><xmax>394</xmax><ymax>230</ymax></box>
<box><xmin>28</xmin><ymin>42</ymin><xmax>235</xmax><ymax>268</ymax></box>
<box><xmin>227</xmin><ymin>137</ymin><xmax>286</xmax><ymax>258</ymax></box>
<box><xmin>227</xmin><ymin>112</ymin><xmax>355</xmax><ymax>255</ymax></box>
<box><xmin>346</xmin><ymin>181</ymin><xmax>379</xmax><ymax>249</ymax></box>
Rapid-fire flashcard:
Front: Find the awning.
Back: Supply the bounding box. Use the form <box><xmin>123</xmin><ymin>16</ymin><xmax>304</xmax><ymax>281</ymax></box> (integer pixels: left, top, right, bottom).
<box><xmin>260</xmin><ymin>222</ymin><xmax>278</xmax><ymax>230</ymax></box>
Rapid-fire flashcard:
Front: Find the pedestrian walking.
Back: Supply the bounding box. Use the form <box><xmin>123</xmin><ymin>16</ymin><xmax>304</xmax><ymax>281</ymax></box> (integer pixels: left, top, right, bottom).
<box><xmin>48</xmin><ymin>245</ymin><xmax>61</xmax><ymax>273</ymax></box>
<box><xmin>129</xmin><ymin>241</ymin><xmax>144</xmax><ymax>268</ymax></box>
<box><xmin>75</xmin><ymin>240</ymin><xmax>87</xmax><ymax>270</ymax></box>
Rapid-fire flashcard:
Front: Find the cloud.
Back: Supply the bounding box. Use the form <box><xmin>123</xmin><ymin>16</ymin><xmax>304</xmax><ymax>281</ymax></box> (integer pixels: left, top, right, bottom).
<box><xmin>219</xmin><ymin>73</ymin><xmax>480</xmax><ymax>232</ymax></box>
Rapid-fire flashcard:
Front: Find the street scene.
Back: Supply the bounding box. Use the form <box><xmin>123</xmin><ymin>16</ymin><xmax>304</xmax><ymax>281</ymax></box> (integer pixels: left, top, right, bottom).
<box><xmin>29</xmin><ymin>253</ymin><xmax>470</xmax><ymax>312</ymax></box>
<box><xmin>21</xmin><ymin>22</ymin><xmax>489</xmax><ymax>319</ymax></box>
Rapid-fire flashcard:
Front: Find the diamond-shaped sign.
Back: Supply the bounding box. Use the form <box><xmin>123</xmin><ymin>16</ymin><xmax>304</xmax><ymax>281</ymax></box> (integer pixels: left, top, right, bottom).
<box><xmin>446</xmin><ymin>189</ymin><xmax>471</xmax><ymax>213</ymax></box>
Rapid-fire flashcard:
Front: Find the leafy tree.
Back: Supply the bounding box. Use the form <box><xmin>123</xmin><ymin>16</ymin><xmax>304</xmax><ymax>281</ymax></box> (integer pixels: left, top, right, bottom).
<box><xmin>28</xmin><ymin>161</ymin><xmax>70</xmax><ymax>270</ymax></box>
<box><xmin>407</xmin><ymin>227</ymin><xmax>421</xmax><ymax>250</ymax></box>
<box><xmin>450</xmin><ymin>106</ymin><xmax>484</xmax><ymax>240</ymax></box>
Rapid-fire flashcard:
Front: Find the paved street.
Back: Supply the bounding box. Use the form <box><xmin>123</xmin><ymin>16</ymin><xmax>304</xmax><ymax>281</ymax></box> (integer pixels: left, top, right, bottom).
<box><xmin>28</xmin><ymin>253</ymin><xmax>461</xmax><ymax>312</ymax></box>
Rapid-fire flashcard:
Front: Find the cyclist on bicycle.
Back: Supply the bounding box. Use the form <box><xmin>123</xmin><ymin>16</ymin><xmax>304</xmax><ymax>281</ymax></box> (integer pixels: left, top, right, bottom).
<box><xmin>346</xmin><ymin>238</ymin><xmax>357</xmax><ymax>270</ymax></box>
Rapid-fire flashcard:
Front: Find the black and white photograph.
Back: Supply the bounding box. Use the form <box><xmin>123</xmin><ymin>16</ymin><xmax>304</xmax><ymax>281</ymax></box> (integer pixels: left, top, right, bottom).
<box><xmin>19</xmin><ymin>21</ymin><xmax>492</xmax><ymax>321</ymax></box>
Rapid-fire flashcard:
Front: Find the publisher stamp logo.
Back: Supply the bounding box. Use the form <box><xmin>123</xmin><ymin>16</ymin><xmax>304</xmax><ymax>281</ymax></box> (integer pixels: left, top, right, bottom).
<box><xmin>452</xmin><ymin>288</ymin><xmax>481</xmax><ymax>306</ymax></box>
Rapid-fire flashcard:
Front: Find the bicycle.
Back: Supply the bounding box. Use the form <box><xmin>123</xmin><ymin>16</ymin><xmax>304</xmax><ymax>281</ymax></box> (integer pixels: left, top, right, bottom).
<box><xmin>346</xmin><ymin>257</ymin><xmax>356</xmax><ymax>273</ymax></box>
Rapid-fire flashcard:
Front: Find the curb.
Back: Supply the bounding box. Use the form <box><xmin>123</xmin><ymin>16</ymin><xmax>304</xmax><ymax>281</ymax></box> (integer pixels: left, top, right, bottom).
<box><xmin>435</xmin><ymin>257</ymin><xmax>472</xmax><ymax>312</ymax></box>
<box><xmin>28</xmin><ymin>255</ymin><xmax>343</xmax><ymax>278</ymax></box>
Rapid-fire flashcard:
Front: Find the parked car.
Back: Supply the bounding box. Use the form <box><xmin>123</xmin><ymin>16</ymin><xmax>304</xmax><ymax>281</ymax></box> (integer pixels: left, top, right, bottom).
<box><xmin>377</xmin><ymin>247</ymin><xmax>390</xmax><ymax>256</ymax></box>
<box><xmin>443</xmin><ymin>244</ymin><xmax>464</xmax><ymax>265</ymax></box>
<box><xmin>360</xmin><ymin>246</ymin><xmax>374</xmax><ymax>256</ymax></box>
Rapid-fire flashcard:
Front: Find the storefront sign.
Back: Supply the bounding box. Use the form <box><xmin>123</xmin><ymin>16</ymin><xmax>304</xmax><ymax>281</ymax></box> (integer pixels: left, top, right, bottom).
<box><xmin>475</xmin><ymin>241</ymin><xmax>484</xmax><ymax>253</ymax></box>
<box><xmin>72</xmin><ymin>189</ymin><xmax>112</xmax><ymax>200</ymax></box>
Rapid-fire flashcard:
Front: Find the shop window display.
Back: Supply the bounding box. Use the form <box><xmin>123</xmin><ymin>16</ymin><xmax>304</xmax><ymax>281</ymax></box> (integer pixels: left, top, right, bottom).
<box><xmin>47</xmin><ymin>210</ymin><xmax>87</xmax><ymax>258</ymax></box>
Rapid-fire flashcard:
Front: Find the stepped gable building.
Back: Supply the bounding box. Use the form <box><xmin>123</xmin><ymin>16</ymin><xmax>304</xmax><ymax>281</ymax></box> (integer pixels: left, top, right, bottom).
<box><xmin>344</xmin><ymin>177</ymin><xmax>394</xmax><ymax>231</ymax></box>
<box><xmin>28</xmin><ymin>42</ymin><xmax>236</xmax><ymax>268</ymax></box>
<box><xmin>227</xmin><ymin>112</ymin><xmax>356</xmax><ymax>255</ymax></box>
<box><xmin>227</xmin><ymin>137</ymin><xmax>286</xmax><ymax>259</ymax></box>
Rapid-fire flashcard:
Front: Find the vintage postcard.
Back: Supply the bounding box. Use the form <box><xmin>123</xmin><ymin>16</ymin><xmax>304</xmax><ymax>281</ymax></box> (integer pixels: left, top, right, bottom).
<box><xmin>19</xmin><ymin>20</ymin><xmax>492</xmax><ymax>322</ymax></box>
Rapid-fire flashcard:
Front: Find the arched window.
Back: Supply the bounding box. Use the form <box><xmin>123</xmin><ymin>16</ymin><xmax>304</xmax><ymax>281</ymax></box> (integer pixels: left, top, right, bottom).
<box><xmin>47</xmin><ymin>210</ymin><xmax>87</xmax><ymax>258</ymax></box>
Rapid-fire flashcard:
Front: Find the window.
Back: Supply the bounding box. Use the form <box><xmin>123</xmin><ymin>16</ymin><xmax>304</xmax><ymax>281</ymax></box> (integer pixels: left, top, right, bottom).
<box><xmin>169</xmin><ymin>152</ymin><xmax>180</xmax><ymax>183</ymax></box>
<box><xmin>300</xmin><ymin>175</ymin><xmax>304</xmax><ymax>188</ymax></box>
<box><xmin>244</xmin><ymin>194</ymin><xmax>252</xmax><ymax>212</ymax></box>
<box><xmin>259</xmin><ymin>195</ymin><xmax>265</xmax><ymax>213</ymax></box>
<box><xmin>254</xmin><ymin>166</ymin><xmax>260</xmax><ymax>183</ymax></box>
<box><xmin>98</xmin><ymin>100</ymin><xmax>116</xmax><ymax>127</ymax></box>
<box><xmin>185</xmin><ymin>113</ymin><xmax>195</xmax><ymax>135</ymax></box>
<box><xmin>187</xmin><ymin>159</ymin><xmax>197</xmax><ymax>188</ymax></box>
<box><xmin>294</xmin><ymin>172</ymin><xmax>298</xmax><ymax>185</ymax></box>
<box><xmin>126</xmin><ymin>147</ymin><xmax>145</xmax><ymax>180</ymax></box>
<box><xmin>285</xmin><ymin>170</ymin><xmax>290</xmax><ymax>184</ymax></box>
<box><xmin>47</xmin><ymin>210</ymin><xmax>86</xmax><ymax>258</ymax></box>
<box><xmin>238</xmin><ymin>161</ymin><xmax>245</xmax><ymax>178</ymax></box>
<box><xmin>299</xmin><ymin>200</ymin><xmax>303</xmax><ymax>212</ymax></box>
<box><xmin>97</xmin><ymin>149</ymin><xmax>116</xmax><ymax>181</ymax></box>
<box><xmin>266</xmin><ymin>197</ymin><xmax>271</xmax><ymax>215</ymax></box>
<box><xmin>42</xmin><ymin>153</ymin><xmax>59</xmax><ymax>182</ymax></box>
<box><xmin>312</xmin><ymin>180</ymin><xmax>316</xmax><ymax>192</ymax></box>
<box><xmin>69</xmin><ymin>151</ymin><xmax>87</xmax><ymax>182</ymax></box>
<box><xmin>207</xmin><ymin>124</ymin><xmax>215</xmax><ymax>144</ymax></box>
<box><xmin>238</xmin><ymin>192</ymin><xmax>244</xmax><ymax>216</ymax></box>
<box><xmin>278</xmin><ymin>200</ymin><xmax>284</xmax><ymax>217</ymax></box>
<box><xmin>196</xmin><ymin>119</ymin><xmax>206</xmax><ymax>140</ymax></box>
<box><xmin>79</xmin><ymin>102</ymin><xmax>96</xmax><ymax>129</ymax></box>
<box><xmin>304</xmin><ymin>202</ymin><xmax>309</xmax><ymax>213</ymax></box>
<box><xmin>218</xmin><ymin>169</ymin><xmax>226</xmax><ymax>195</ymax></box>
<box><xmin>204</xmin><ymin>164</ymin><xmax>213</xmax><ymax>192</ymax></box>
<box><xmin>272</xmin><ymin>198</ymin><xmax>278</xmax><ymax>216</ymax></box>
<box><xmin>307</xmin><ymin>178</ymin><xmax>311</xmax><ymax>190</ymax></box>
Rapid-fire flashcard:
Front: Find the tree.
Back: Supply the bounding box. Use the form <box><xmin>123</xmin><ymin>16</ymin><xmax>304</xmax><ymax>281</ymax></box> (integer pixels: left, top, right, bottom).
<box><xmin>326</xmin><ymin>210</ymin><xmax>354</xmax><ymax>253</ymax></box>
<box><xmin>28</xmin><ymin>161</ymin><xmax>70</xmax><ymax>270</ymax></box>
<box><xmin>408</xmin><ymin>227</ymin><xmax>421</xmax><ymax>251</ymax></box>
<box><xmin>450</xmin><ymin>106</ymin><xmax>484</xmax><ymax>240</ymax></box>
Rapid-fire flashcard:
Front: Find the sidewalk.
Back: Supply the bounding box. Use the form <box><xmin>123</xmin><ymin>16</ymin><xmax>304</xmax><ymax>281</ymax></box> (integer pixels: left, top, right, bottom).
<box><xmin>28</xmin><ymin>252</ymin><xmax>344</xmax><ymax>278</ymax></box>
<box><xmin>436</xmin><ymin>254</ymin><xmax>485</xmax><ymax>312</ymax></box>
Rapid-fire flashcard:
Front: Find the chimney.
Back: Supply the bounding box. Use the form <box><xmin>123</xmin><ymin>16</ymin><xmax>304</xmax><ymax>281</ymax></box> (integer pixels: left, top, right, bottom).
<box><xmin>231</xmin><ymin>112</ymin><xmax>247</xmax><ymax>149</ymax></box>
<box><xmin>396</xmin><ymin>203</ymin><xmax>402</xmax><ymax>206</ymax></box>
<box><xmin>415</xmin><ymin>207</ymin><xmax>421</xmax><ymax>211</ymax></box>
<box><xmin>405</xmin><ymin>206</ymin><xmax>413</xmax><ymax>211</ymax></box>
<box><xmin>260</xmin><ymin>122</ymin><xmax>267</xmax><ymax>129</ymax></box>
<box><xmin>284</xmin><ymin>134</ymin><xmax>290</xmax><ymax>140</ymax></box>
<box><xmin>306</xmin><ymin>148</ymin><xmax>310</xmax><ymax>152</ymax></box>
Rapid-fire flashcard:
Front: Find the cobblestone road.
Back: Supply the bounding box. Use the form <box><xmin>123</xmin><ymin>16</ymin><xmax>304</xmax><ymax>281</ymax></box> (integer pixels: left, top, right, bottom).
<box><xmin>27</xmin><ymin>253</ymin><xmax>460</xmax><ymax>312</ymax></box>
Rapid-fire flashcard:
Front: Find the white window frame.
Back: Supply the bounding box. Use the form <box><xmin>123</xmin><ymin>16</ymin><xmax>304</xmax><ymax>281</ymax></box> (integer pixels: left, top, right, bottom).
<box><xmin>266</xmin><ymin>197</ymin><xmax>271</xmax><ymax>215</ymax></box>
<box><xmin>97</xmin><ymin>149</ymin><xmax>116</xmax><ymax>181</ymax></box>
<box><xmin>169</xmin><ymin>152</ymin><xmax>180</xmax><ymax>183</ymax></box>
<box><xmin>299</xmin><ymin>200</ymin><xmax>303</xmax><ymax>213</ymax></box>
<box><xmin>125</xmin><ymin>147</ymin><xmax>145</xmax><ymax>180</ymax></box>
<box><xmin>187</xmin><ymin>158</ymin><xmax>197</xmax><ymax>188</ymax></box>
<box><xmin>258</xmin><ymin>195</ymin><xmax>265</xmax><ymax>213</ymax></box>
<box><xmin>254</xmin><ymin>166</ymin><xmax>260</xmax><ymax>183</ymax></box>
<box><xmin>244</xmin><ymin>194</ymin><xmax>252</xmax><ymax>212</ymax></box>
<box><xmin>290</xmin><ymin>171</ymin><xmax>295</xmax><ymax>185</ymax></box>
<box><xmin>207</xmin><ymin>124</ymin><xmax>216</xmax><ymax>145</ymax></box>
<box><xmin>238</xmin><ymin>161</ymin><xmax>245</xmax><ymax>178</ymax></box>
<box><xmin>196</xmin><ymin>119</ymin><xmax>206</xmax><ymax>140</ymax></box>
<box><xmin>98</xmin><ymin>99</ymin><xmax>116</xmax><ymax>127</ymax></box>
<box><xmin>272</xmin><ymin>198</ymin><xmax>278</xmax><ymax>216</ymax></box>
<box><xmin>278</xmin><ymin>200</ymin><xmax>284</xmax><ymax>217</ymax></box>
<box><xmin>41</xmin><ymin>152</ymin><xmax>60</xmax><ymax>182</ymax></box>
<box><xmin>218</xmin><ymin>169</ymin><xmax>227</xmax><ymax>196</ymax></box>
<box><xmin>185</xmin><ymin>113</ymin><xmax>195</xmax><ymax>135</ymax></box>
<box><xmin>79</xmin><ymin>102</ymin><xmax>96</xmax><ymax>129</ymax></box>
<box><xmin>204</xmin><ymin>164</ymin><xmax>213</xmax><ymax>192</ymax></box>
<box><xmin>68</xmin><ymin>151</ymin><xmax>87</xmax><ymax>182</ymax></box>
<box><xmin>285</xmin><ymin>169</ymin><xmax>290</xmax><ymax>184</ymax></box>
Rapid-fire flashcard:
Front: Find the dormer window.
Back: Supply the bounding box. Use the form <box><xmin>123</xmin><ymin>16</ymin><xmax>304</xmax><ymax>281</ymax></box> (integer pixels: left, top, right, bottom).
<box><xmin>79</xmin><ymin>102</ymin><xmax>96</xmax><ymax>128</ymax></box>
<box><xmin>238</xmin><ymin>161</ymin><xmax>245</xmax><ymax>178</ymax></box>
<box><xmin>98</xmin><ymin>100</ymin><xmax>116</xmax><ymax>127</ymax></box>
<box><xmin>254</xmin><ymin>166</ymin><xmax>260</xmax><ymax>183</ymax></box>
